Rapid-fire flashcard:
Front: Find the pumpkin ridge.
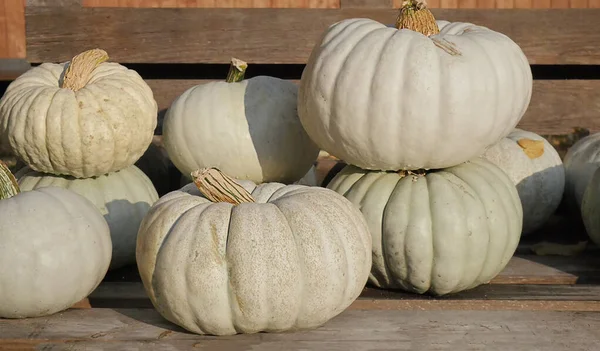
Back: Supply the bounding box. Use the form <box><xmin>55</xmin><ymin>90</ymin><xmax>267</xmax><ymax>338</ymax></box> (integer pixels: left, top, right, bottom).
<box><xmin>43</xmin><ymin>87</ymin><xmax>64</xmax><ymax>172</ymax></box>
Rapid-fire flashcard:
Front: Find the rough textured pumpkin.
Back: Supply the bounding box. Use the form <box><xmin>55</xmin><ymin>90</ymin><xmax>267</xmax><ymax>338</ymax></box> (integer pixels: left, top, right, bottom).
<box><xmin>0</xmin><ymin>162</ymin><xmax>111</xmax><ymax>318</ymax></box>
<box><xmin>136</xmin><ymin>168</ymin><xmax>371</xmax><ymax>335</ymax></box>
<box><xmin>298</xmin><ymin>1</ymin><xmax>532</xmax><ymax>171</ymax></box>
<box><xmin>563</xmin><ymin>132</ymin><xmax>600</xmax><ymax>213</ymax></box>
<box><xmin>327</xmin><ymin>157</ymin><xmax>522</xmax><ymax>296</ymax></box>
<box><xmin>163</xmin><ymin>59</ymin><xmax>319</xmax><ymax>184</ymax></box>
<box><xmin>16</xmin><ymin>165</ymin><xmax>158</xmax><ymax>270</ymax></box>
<box><xmin>0</xmin><ymin>49</ymin><xmax>157</xmax><ymax>178</ymax></box>
<box><xmin>481</xmin><ymin>129</ymin><xmax>564</xmax><ymax>235</ymax></box>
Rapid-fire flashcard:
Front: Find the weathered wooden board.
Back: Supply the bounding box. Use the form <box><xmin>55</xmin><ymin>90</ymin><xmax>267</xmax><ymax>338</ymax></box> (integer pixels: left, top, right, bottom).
<box><xmin>146</xmin><ymin>79</ymin><xmax>600</xmax><ymax>135</ymax></box>
<box><xmin>0</xmin><ymin>0</ymin><xmax>26</xmax><ymax>59</ymax></box>
<box><xmin>82</xmin><ymin>0</ymin><xmax>340</xmax><ymax>7</ymax></box>
<box><xmin>25</xmin><ymin>7</ymin><xmax>600</xmax><ymax>64</ymax></box>
<box><xmin>2</xmin><ymin>309</ymin><xmax>600</xmax><ymax>350</ymax></box>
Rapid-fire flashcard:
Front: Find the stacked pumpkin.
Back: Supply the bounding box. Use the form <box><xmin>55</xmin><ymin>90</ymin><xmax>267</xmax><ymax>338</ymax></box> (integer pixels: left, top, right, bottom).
<box><xmin>298</xmin><ymin>0</ymin><xmax>534</xmax><ymax>296</ymax></box>
<box><xmin>0</xmin><ymin>49</ymin><xmax>159</xmax><ymax>317</ymax></box>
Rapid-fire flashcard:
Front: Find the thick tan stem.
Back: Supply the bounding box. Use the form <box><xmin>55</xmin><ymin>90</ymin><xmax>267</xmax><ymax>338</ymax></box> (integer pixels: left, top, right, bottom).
<box><xmin>226</xmin><ymin>58</ymin><xmax>248</xmax><ymax>83</ymax></box>
<box><xmin>517</xmin><ymin>138</ymin><xmax>545</xmax><ymax>159</ymax></box>
<box><xmin>395</xmin><ymin>0</ymin><xmax>440</xmax><ymax>36</ymax></box>
<box><xmin>0</xmin><ymin>160</ymin><xmax>20</xmax><ymax>200</ymax></box>
<box><xmin>61</xmin><ymin>49</ymin><xmax>109</xmax><ymax>91</ymax></box>
<box><xmin>191</xmin><ymin>168</ymin><xmax>255</xmax><ymax>205</ymax></box>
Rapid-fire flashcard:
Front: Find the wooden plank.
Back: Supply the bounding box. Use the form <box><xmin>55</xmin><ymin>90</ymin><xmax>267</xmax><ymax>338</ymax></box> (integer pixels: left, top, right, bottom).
<box><xmin>341</xmin><ymin>0</ymin><xmax>393</xmax><ymax>7</ymax></box>
<box><xmin>82</xmin><ymin>0</ymin><xmax>340</xmax><ymax>7</ymax></box>
<box><xmin>143</xmin><ymin>79</ymin><xmax>600</xmax><ymax>135</ymax></box>
<box><xmin>26</xmin><ymin>0</ymin><xmax>82</xmax><ymax>5</ymax></box>
<box><xmin>2</xmin><ymin>309</ymin><xmax>600</xmax><ymax>350</ymax></box>
<box><xmin>0</xmin><ymin>0</ymin><xmax>26</xmax><ymax>59</ymax></box>
<box><xmin>25</xmin><ymin>7</ymin><xmax>600</xmax><ymax>64</ymax></box>
<box><xmin>0</xmin><ymin>58</ymin><xmax>30</xmax><ymax>80</ymax></box>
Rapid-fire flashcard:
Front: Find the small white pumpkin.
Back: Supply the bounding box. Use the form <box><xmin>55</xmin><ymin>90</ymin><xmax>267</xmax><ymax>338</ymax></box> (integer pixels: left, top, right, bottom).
<box><xmin>327</xmin><ymin>157</ymin><xmax>522</xmax><ymax>296</ymax></box>
<box><xmin>0</xmin><ymin>49</ymin><xmax>158</xmax><ymax>178</ymax></box>
<box><xmin>16</xmin><ymin>165</ymin><xmax>158</xmax><ymax>270</ymax></box>
<box><xmin>298</xmin><ymin>1</ymin><xmax>532</xmax><ymax>171</ymax></box>
<box><xmin>563</xmin><ymin>132</ymin><xmax>600</xmax><ymax>213</ymax></box>
<box><xmin>136</xmin><ymin>168</ymin><xmax>371</xmax><ymax>335</ymax></box>
<box><xmin>163</xmin><ymin>59</ymin><xmax>320</xmax><ymax>184</ymax></box>
<box><xmin>0</xmin><ymin>162</ymin><xmax>111</xmax><ymax>318</ymax></box>
<box><xmin>481</xmin><ymin>129</ymin><xmax>564</xmax><ymax>235</ymax></box>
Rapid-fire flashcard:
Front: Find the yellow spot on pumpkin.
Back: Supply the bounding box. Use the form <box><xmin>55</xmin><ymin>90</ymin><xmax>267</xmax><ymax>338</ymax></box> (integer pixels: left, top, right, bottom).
<box><xmin>517</xmin><ymin>138</ymin><xmax>544</xmax><ymax>159</ymax></box>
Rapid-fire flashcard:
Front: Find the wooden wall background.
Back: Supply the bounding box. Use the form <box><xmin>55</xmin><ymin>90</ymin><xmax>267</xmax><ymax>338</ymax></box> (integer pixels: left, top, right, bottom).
<box><xmin>1</xmin><ymin>0</ymin><xmax>600</xmax><ymax>59</ymax></box>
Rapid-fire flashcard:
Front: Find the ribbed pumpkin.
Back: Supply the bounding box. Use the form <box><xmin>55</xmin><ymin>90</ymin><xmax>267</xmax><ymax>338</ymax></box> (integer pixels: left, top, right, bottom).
<box><xmin>136</xmin><ymin>168</ymin><xmax>371</xmax><ymax>335</ymax></box>
<box><xmin>0</xmin><ymin>162</ymin><xmax>112</xmax><ymax>318</ymax></box>
<box><xmin>327</xmin><ymin>158</ymin><xmax>522</xmax><ymax>296</ymax></box>
<box><xmin>481</xmin><ymin>129</ymin><xmax>564</xmax><ymax>235</ymax></box>
<box><xmin>563</xmin><ymin>132</ymin><xmax>600</xmax><ymax>213</ymax></box>
<box><xmin>298</xmin><ymin>0</ymin><xmax>532</xmax><ymax>171</ymax></box>
<box><xmin>16</xmin><ymin>165</ymin><xmax>158</xmax><ymax>270</ymax></box>
<box><xmin>0</xmin><ymin>49</ymin><xmax>157</xmax><ymax>178</ymax></box>
<box><xmin>163</xmin><ymin>59</ymin><xmax>319</xmax><ymax>184</ymax></box>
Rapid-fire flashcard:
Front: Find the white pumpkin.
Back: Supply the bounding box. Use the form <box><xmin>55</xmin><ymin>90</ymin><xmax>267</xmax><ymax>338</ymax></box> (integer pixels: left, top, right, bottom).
<box><xmin>481</xmin><ymin>129</ymin><xmax>564</xmax><ymax>235</ymax></box>
<box><xmin>0</xmin><ymin>162</ymin><xmax>111</xmax><ymax>318</ymax></box>
<box><xmin>581</xmin><ymin>167</ymin><xmax>600</xmax><ymax>246</ymax></box>
<box><xmin>0</xmin><ymin>49</ymin><xmax>157</xmax><ymax>178</ymax></box>
<box><xmin>327</xmin><ymin>157</ymin><xmax>522</xmax><ymax>296</ymax></box>
<box><xmin>298</xmin><ymin>1</ymin><xmax>532</xmax><ymax>171</ymax></box>
<box><xmin>16</xmin><ymin>165</ymin><xmax>158</xmax><ymax>270</ymax></box>
<box><xmin>136</xmin><ymin>168</ymin><xmax>371</xmax><ymax>335</ymax></box>
<box><xmin>563</xmin><ymin>132</ymin><xmax>600</xmax><ymax>213</ymax></box>
<box><xmin>163</xmin><ymin>59</ymin><xmax>319</xmax><ymax>184</ymax></box>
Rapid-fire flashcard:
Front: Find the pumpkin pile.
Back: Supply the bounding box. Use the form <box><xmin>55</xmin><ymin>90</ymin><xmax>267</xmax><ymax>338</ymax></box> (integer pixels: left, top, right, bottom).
<box><xmin>0</xmin><ymin>48</ymin><xmax>160</xmax><ymax>278</ymax></box>
<box><xmin>297</xmin><ymin>0</ymin><xmax>533</xmax><ymax>296</ymax></box>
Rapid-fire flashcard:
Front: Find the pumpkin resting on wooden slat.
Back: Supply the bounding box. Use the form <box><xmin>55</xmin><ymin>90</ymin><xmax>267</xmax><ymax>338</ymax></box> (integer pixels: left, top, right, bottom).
<box><xmin>0</xmin><ymin>161</ymin><xmax>112</xmax><ymax>318</ymax></box>
<box><xmin>136</xmin><ymin>168</ymin><xmax>371</xmax><ymax>335</ymax></box>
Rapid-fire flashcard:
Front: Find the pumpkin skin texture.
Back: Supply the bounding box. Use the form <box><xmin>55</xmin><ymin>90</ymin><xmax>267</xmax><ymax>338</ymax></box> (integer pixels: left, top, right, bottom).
<box><xmin>16</xmin><ymin>165</ymin><xmax>158</xmax><ymax>270</ymax></box>
<box><xmin>0</xmin><ymin>61</ymin><xmax>158</xmax><ymax>178</ymax></box>
<box><xmin>0</xmin><ymin>187</ymin><xmax>111</xmax><ymax>318</ymax></box>
<box><xmin>327</xmin><ymin>158</ymin><xmax>523</xmax><ymax>296</ymax></box>
<box><xmin>136</xmin><ymin>181</ymin><xmax>372</xmax><ymax>335</ymax></box>
<box><xmin>298</xmin><ymin>19</ymin><xmax>532</xmax><ymax>171</ymax></box>
<box><xmin>481</xmin><ymin>129</ymin><xmax>564</xmax><ymax>235</ymax></box>
<box><xmin>163</xmin><ymin>76</ymin><xmax>320</xmax><ymax>184</ymax></box>
<box><xmin>581</xmin><ymin>167</ymin><xmax>600</xmax><ymax>246</ymax></box>
<box><xmin>563</xmin><ymin>133</ymin><xmax>600</xmax><ymax>213</ymax></box>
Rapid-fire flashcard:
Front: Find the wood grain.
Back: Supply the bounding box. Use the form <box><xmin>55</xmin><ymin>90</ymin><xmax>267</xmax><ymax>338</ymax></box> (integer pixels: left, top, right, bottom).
<box><xmin>143</xmin><ymin>79</ymin><xmax>600</xmax><ymax>135</ymax></box>
<box><xmin>2</xmin><ymin>309</ymin><xmax>600</xmax><ymax>350</ymax></box>
<box><xmin>82</xmin><ymin>0</ymin><xmax>340</xmax><ymax>7</ymax></box>
<box><xmin>341</xmin><ymin>0</ymin><xmax>393</xmax><ymax>7</ymax></box>
<box><xmin>25</xmin><ymin>7</ymin><xmax>600</xmax><ymax>64</ymax></box>
<box><xmin>0</xmin><ymin>0</ymin><xmax>25</xmax><ymax>59</ymax></box>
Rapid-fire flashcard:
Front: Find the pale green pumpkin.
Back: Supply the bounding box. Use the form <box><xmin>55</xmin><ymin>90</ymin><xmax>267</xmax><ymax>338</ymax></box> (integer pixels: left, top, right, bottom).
<box><xmin>327</xmin><ymin>158</ymin><xmax>522</xmax><ymax>296</ymax></box>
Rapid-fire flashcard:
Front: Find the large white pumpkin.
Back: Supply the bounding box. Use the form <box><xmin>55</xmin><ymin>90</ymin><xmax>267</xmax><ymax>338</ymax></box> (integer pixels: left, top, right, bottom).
<box><xmin>0</xmin><ymin>49</ymin><xmax>157</xmax><ymax>178</ymax></box>
<box><xmin>136</xmin><ymin>168</ymin><xmax>371</xmax><ymax>335</ymax></box>
<box><xmin>0</xmin><ymin>162</ymin><xmax>112</xmax><ymax>318</ymax></box>
<box><xmin>298</xmin><ymin>3</ymin><xmax>532</xmax><ymax>171</ymax></box>
<box><xmin>563</xmin><ymin>132</ymin><xmax>600</xmax><ymax>213</ymax></box>
<box><xmin>16</xmin><ymin>165</ymin><xmax>158</xmax><ymax>270</ymax></box>
<box><xmin>481</xmin><ymin>129</ymin><xmax>564</xmax><ymax>235</ymax></box>
<box><xmin>163</xmin><ymin>59</ymin><xmax>319</xmax><ymax>184</ymax></box>
<box><xmin>327</xmin><ymin>157</ymin><xmax>523</xmax><ymax>296</ymax></box>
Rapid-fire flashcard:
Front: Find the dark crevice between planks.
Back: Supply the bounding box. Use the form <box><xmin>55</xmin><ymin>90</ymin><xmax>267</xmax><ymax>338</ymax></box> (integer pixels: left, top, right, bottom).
<box><xmin>23</xmin><ymin>63</ymin><xmax>600</xmax><ymax>80</ymax></box>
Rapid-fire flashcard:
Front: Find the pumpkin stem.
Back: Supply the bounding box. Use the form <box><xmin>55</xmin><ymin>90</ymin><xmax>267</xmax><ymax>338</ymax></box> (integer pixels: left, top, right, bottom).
<box><xmin>191</xmin><ymin>167</ymin><xmax>255</xmax><ymax>205</ymax></box>
<box><xmin>226</xmin><ymin>58</ymin><xmax>248</xmax><ymax>83</ymax></box>
<box><xmin>517</xmin><ymin>138</ymin><xmax>545</xmax><ymax>159</ymax></box>
<box><xmin>395</xmin><ymin>0</ymin><xmax>440</xmax><ymax>37</ymax></box>
<box><xmin>0</xmin><ymin>160</ymin><xmax>20</xmax><ymax>200</ymax></box>
<box><xmin>61</xmin><ymin>49</ymin><xmax>109</xmax><ymax>91</ymax></box>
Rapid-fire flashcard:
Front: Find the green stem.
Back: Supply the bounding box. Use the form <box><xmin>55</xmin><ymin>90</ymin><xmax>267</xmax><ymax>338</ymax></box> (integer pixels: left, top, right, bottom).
<box><xmin>0</xmin><ymin>160</ymin><xmax>20</xmax><ymax>200</ymax></box>
<box><xmin>225</xmin><ymin>58</ymin><xmax>248</xmax><ymax>83</ymax></box>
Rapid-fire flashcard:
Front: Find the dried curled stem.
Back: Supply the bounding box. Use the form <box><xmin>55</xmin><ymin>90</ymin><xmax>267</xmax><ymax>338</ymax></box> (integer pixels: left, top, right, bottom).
<box><xmin>192</xmin><ymin>167</ymin><xmax>255</xmax><ymax>205</ymax></box>
<box><xmin>0</xmin><ymin>160</ymin><xmax>20</xmax><ymax>200</ymax></box>
<box><xmin>226</xmin><ymin>57</ymin><xmax>248</xmax><ymax>83</ymax></box>
<box><xmin>61</xmin><ymin>49</ymin><xmax>109</xmax><ymax>91</ymax></box>
<box><xmin>396</xmin><ymin>0</ymin><xmax>440</xmax><ymax>37</ymax></box>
